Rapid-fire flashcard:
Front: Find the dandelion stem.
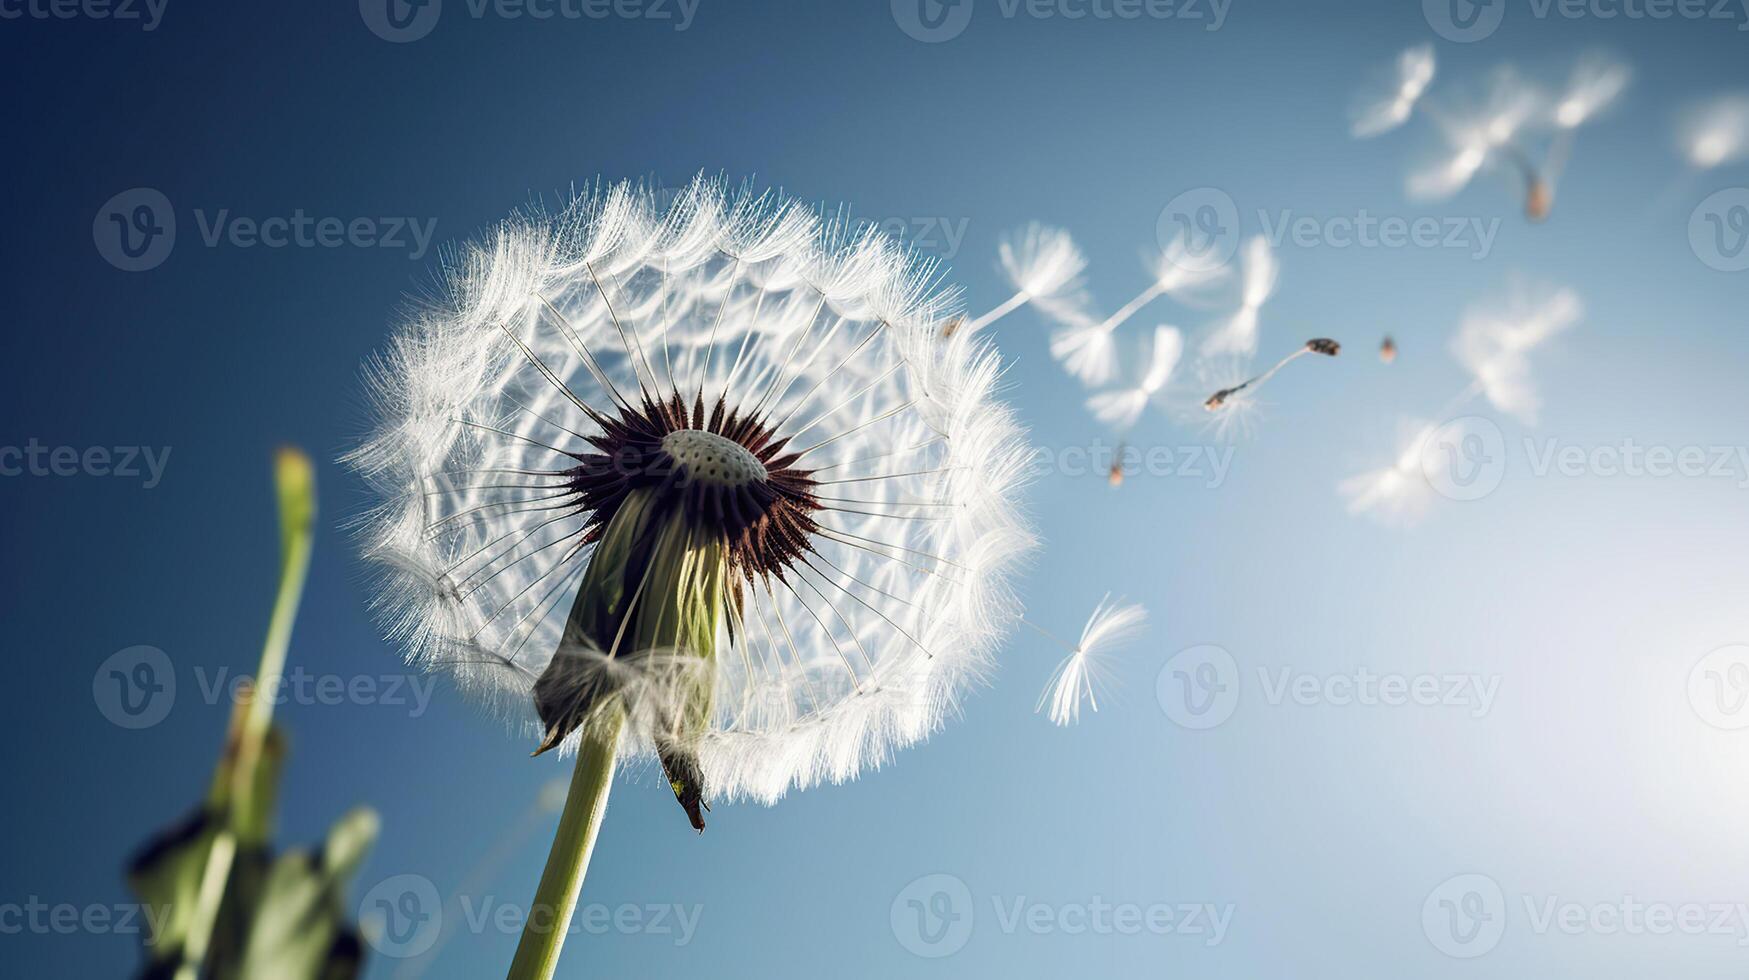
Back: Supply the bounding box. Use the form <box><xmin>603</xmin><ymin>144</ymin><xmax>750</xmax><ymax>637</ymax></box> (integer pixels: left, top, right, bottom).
<box><xmin>507</xmin><ymin>705</ymin><xmax>623</xmax><ymax>980</ymax></box>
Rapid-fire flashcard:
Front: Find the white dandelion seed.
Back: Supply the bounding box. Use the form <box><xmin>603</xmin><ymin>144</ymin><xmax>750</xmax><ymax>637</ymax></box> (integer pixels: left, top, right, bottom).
<box><xmin>1552</xmin><ymin>54</ymin><xmax>1630</xmax><ymax>130</ymax></box>
<box><xmin>1680</xmin><ymin>93</ymin><xmax>1749</xmax><ymax>170</ymax></box>
<box><xmin>350</xmin><ymin>176</ymin><xmax>1037</xmax><ymax>832</ymax></box>
<box><xmin>1342</xmin><ymin>281</ymin><xmax>1581</xmax><ymax>525</ymax></box>
<box><xmin>957</xmin><ymin>223</ymin><xmax>1087</xmax><ymax>336</ymax></box>
<box><xmin>1350</xmin><ymin>43</ymin><xmax>1437</xmax><ymax>139</ymax></box>
<box><xmin>1046</xmin><ymin>232</ymin><xmax>1230</xmax><ymax>387</ymax></box>
<box><xmin>1086</xmin><ymin>325</ymin><xmax>1183</xmax><ymax>430</ymax></box>
<box><xmin>1203</xmin><ymin>338</ymin><xmax>1340</xmax><ymax>412</ymax></box>
<box><xmin>1033</xmin><ymin>596</ymin><xmax>1147</xmax><ymax>726</ymax></box>
<box><xmin>1409</xmin><ymin>66</ymin><xmax>1544</xmax><ymax>203</ymax></box>
<box><xmin>1339</xmin><ymin>418</ymin><xmax>1441</xmax><ymax>525</ymax></box>
<box><xmin>1199</xmin><ymin>235</ymin><xmax>1278</xmax><ymax>359</ymax></box>
<box><xmin>1451</xmin><ymin>282</ymin><xmax>1582</xmax><ymax>425</ymax></box>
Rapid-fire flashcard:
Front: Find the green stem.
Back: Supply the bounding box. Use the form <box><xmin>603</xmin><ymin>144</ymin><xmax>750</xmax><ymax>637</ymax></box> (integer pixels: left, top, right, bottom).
<box><xmin>177</xmin><ymin>447</ymin><xmax>317</xmax><ymax>980</ymax></box>
<box><xmin>506</xmin><ymin>707</ymin><xmax>624</xmax><ymax>980</ymax></box>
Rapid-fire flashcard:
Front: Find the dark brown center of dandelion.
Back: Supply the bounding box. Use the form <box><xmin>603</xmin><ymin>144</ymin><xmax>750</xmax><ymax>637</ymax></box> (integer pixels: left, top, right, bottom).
<box><xmin>564</xmin><ymin>391</ymin><xmax>824</xmax><ymax>585</ymax></box>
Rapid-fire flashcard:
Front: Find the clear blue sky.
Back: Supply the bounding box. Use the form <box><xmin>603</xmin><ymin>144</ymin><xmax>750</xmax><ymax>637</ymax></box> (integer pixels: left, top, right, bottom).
<box><xmin>3</xmin><ymin>1</ymin><xmax>1748</xmax><ymax>977</ymax></box>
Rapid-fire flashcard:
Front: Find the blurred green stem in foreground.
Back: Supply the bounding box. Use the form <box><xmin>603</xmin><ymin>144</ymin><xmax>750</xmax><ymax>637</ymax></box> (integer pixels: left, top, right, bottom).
<box><xmin>128</xmin><ymin>447</ymin><xmax>379</xmax><ymax>980</ymax></box>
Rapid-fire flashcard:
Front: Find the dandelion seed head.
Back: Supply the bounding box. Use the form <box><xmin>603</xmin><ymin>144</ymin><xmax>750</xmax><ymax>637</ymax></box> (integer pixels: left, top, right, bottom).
<box><xmin>350</xmin><ymin>176</ymin><xmax>1035</xmax><ymax>807</ymax></box>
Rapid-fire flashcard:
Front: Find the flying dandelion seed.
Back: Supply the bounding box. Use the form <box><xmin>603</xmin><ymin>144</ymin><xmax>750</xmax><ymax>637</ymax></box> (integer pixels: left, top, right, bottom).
<box><xmin>1409</xmin><ymin>66</ymin><xmax>1544</xmax><ymax>205</ymax></box>
<box><xmin>1032</xmin><ymin>596</ymin><xmax>1147</xmax><ymax>726</ymax></box>
<box><xmin>1048</xmin><ymin>233</ymin><xmax>1230</xmax><ymax>387</ymax></box>
<box><xmin>1680</xmin><ymin>93</ymin><xmax>1749</xmax><ymax>170</ymax></box>
<box><xmin>1452</xmin><ymin>282</ymin><xmax>1582</xmax><ymax>424</ymax></box>
<box><xmin>1339</xmin><ymin>418</ymin><xmax>1441</xmax><ymax>525</ymax></box>
<box><xmin>1199</xmin><ymin>236</ymin><xmax>1278</xmax><ymax>359</ymax></box>
<box><xmin>351</xmin><ymin>176</ymin><xmax>1038</xmax><ymax>975</ymax></box>
<box><xmin>1530</xmin><ymin>54</ymin><xmax>1631</xmax><ymax>222</ymax></box>
<box><xmin>957</xmin><ymin>223</ymin><xmax>1087</xmax><ymax>336</ymax></box>
<box><xmin>1380</xmin><ymin>336</ymin><xmax>1397</xmax><ymax>363</ymax></box>
<box><xmin>1350</xmin><ymin>43</ymin><xmax>1437</xmax><ymax>139</ymax></box>
<box><xmin>1108</xmin><ymin>449</ymin><xmax>1125</xmax><ymax>488</ymax></box>
<box><xmin>1086</xmin><ymin>325</ymin><xmax>1184</xmax><ymax>431</ymax></box>
<box><xmin>1203</xmin><ymin>337</ymin><xmax>1339</xmax><ymax>412</ymax></box>
<box><xmin>1342</xmin><ymin>281</ymin><xmax>1581</xmax><ymax>524</ymax></box>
